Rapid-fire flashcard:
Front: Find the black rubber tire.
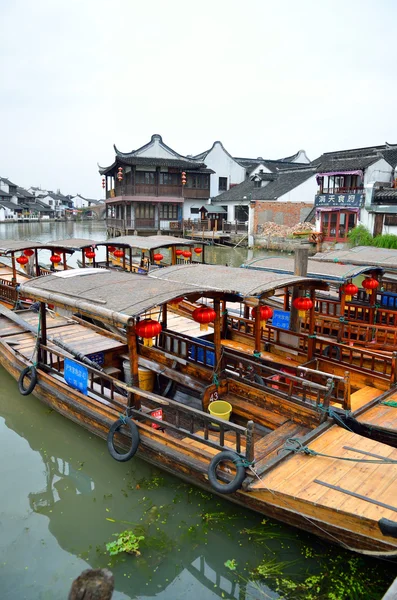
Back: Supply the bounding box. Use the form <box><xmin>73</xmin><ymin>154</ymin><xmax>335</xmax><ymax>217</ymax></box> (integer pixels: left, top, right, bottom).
<box><xmin>208</xmin><ymin>450</ymin><xmax>246</xmax><ymax>495</ymax></box>
<box><xmin>18</xmin><ymin>366</ymin><xmax>37</xmax><ymax>396</ymax></box>
<box><xmin>107</xmin><ymin>418</ymin><xmax>140</xmax><ymax>462</ymax></box>
<box><xmin>322</xmin><ymin>344</ymin><xmax>341</xmax><ymax>361</ymax></box>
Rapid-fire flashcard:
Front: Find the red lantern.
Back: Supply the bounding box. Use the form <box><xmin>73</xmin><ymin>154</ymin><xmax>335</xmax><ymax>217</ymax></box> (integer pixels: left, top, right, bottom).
<box><xmin>153</xmin><ymin>253</ymin><xmax>163</xmax><ymax>265</ymax></box>
<box><xmin>362</xmin><ymin>277</ymin><xmax>379</xmax><ymax>295</ymax></box>
<box><xmin>343</xmin><ymin>282</ymin><xmax>358</xmax><ymax>302</ymax></box>
<box><xmin>108</xmin><ymin>246</ymin><xmax>116</xmax><ymax>253</ymax></box>
<box><xmin>251</xmin><ymin>305</ymin><xmax>273</xmax><ymax>328</ymax></box>
<box><xmin>117</xmin><ymin>166</ymin><xmax>123</xmax><ymax>182</ymax></box>
<box><xmin>194</xmin><ymin>247</ymin><xmax>202</xmax><ymax>255</ymax></box>
<box><xmin>135</xmin><ymin>319</ymin><xmax>162</xmax><ymax>347</ymax></box>
<box><xmin>85</xmin><ymin>249</ymin><xmax>96</xmax><ymax>260</ymax></box>
<box><xmin>102</xmin><ymin>177</ymin><xmax>106</xmax><ymax>189</ymax></box>
<box><xmin>192</xmin><ymin>305</ymin><xmax>216</xmax><ymax>332</ymax></box>
<box><xmin>50</xmin><ymin>254</ymin><xmax>62</xmax><ymax>265</ymax></box>
<box><xmin>113</xmin><ymin>249</ymin><xmax>124</xmax><ymax>258</ymax></box>
<box><xmin>16</xmin><ymin>255</ymin><xmax>29</xmax><ymax>265</ymax></box>
<box><xmin>23</xmin><ymin>249</ymin><xmax>34</xmax><ymax>257</ymax></box>
<box><xmin>292</xmin><ymin>296</ymin><xmax>313</xmax><ymax>318</ymax></box>
<box><xmin>181</xmin><ymin>171</ymin><xmax>187</xmax><ymax>186</ymax></box>
<box><xmin>182</xmin><ymin>250</ymin><xmax>192</xmax><ymax>262</ymax></box>
<box><xmin>176</xmin><ymin>249</ymin><xmax>183</xmax><ymax>257</ymax></box>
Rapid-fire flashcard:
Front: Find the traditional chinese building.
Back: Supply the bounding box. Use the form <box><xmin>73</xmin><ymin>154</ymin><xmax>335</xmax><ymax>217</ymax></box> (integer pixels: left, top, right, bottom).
<box><xmin>98</xmin><ymin>134</ymin><xmax>213</xmax><ymax>235</ymax></box>
<box><xmin>313</xmin><ymin>144</ymin><xmax>397</xmax><ymax>242</ymax></box>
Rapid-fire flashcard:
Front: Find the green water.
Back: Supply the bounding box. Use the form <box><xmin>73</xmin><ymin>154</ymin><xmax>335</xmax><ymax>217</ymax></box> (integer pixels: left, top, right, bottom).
<box><xmin>0</xmin><ymin>222</ymin><xmax>396</xmax><ymax>599</ymax></box>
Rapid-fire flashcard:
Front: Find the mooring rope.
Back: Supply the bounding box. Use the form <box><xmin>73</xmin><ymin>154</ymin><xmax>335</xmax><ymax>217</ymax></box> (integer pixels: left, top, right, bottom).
<box><xmin>279</xmin><ymin>437</ymin><xmax>397</xmax><ymax>464</ymax></box>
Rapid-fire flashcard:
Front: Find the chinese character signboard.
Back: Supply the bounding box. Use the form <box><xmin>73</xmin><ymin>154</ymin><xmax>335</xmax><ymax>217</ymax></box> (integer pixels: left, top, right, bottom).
<box><xmin>64</xmin><ymin>358</ymin><xmax>88</xmax><ymax>395</ymax></box>
<box><xmin>314</xmin><ymin>193</ymin><xmax>364</xmax><ymax>208</ymax></box>
<box><xmin>272</xmin><ymin>310</ymin><xmax>291</xmax><ymax>330</ymax></box>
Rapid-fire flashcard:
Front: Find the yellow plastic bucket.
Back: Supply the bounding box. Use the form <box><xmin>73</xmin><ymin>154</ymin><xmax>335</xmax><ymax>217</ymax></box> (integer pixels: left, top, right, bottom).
<box><xmin>138</xmin><ymin>367</ymin><xmax>155</xmax><ymax>392</ymax></box>
<box><xmin>208</xmin><ymin>400</ymin><xmax>232</xmax><ymax>421</ymax></box>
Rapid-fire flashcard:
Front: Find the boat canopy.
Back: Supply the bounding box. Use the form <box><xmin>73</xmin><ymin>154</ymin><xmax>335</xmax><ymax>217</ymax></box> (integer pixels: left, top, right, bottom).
<box><xmin>0</xmin><ymin>240</ymin><xmax>46</xmax><ymax>255</ymax></box>
<box><xmin>312</xmin><ymin>246</ymin><xmax>397</xmax><ymax>271</ymax></box>
<box><xmin>20</xmin><ymin>265</ymin><xmax>328</xmax><ymax>328</ymax></box>
<box><xmin>45</xmin><ymin>239</ymin><xmax>98</xmax><ymax>251</ymax></box>
<box><xmin>101</xmin><ymin>235</ymin><xmax>195</xmax><ymax>250</ymax></box>
<box><xmin>242</xmin><ymin>256</ymin><xmax>383</xmax><ymax>283</ymax></box>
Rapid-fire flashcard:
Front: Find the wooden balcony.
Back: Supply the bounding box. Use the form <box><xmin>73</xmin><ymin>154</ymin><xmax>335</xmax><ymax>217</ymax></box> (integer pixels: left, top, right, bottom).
<box><xmin>106</xmin><ymin>217</ymin><xmax>182</xmax><ymax>233</ymax></box>
<box><xmin>320</xmin><ymin>186</ymin><xmax>364</xmax><ymax>194</ymax></box>
<box><xmin>106</xmin><ymin>184</ymin><xmax>210</xmax><ymax>200</ymax></box>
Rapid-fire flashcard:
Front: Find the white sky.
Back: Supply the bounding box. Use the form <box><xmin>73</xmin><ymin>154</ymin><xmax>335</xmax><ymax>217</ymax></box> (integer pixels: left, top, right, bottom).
<box><xmin>1</xmin><ymin>0</ymin><xmax>396</xmax><ymax>198</ymax></box>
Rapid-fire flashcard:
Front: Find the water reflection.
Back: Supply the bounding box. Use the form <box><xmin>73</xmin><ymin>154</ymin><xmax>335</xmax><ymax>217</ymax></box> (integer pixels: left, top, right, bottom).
<box><xmin>0</xmin><ymin>366</ymin><xmax>274</xmax><ymax>599</ymax></box>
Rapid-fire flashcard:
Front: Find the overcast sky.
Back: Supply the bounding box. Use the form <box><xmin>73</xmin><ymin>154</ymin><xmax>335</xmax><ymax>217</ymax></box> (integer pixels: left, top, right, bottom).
<box><xmin>1</xmin><ymin>0</ymin><xmax>396</xmax><ymax>197</ymax></box>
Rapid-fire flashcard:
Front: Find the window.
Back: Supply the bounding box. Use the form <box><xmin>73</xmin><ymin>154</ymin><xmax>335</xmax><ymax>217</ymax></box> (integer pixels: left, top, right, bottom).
<box><xmin>190</xmin><ymin>207</ymin><xmax>199</xmax><ymax>214</ymax></box>
<box><xmin>136</xmin><ymin>203</ymin><xmax>155</xmax><ymax>219</ymax></box>
<box><xmin>136</xmin><ymin>172</ymin><xmax>155</xmax><ymax>185</ymax></box>
<box><xmin>320</xmin><ymin>210</ymin><xmax>357</xmax><ymax>241</ymax></box>
<box><xmin>159</xmin><ymin>173</ymin><xmax>179</xmax><ymax>186</ymax></box>
<box><xmin>159</xmin><ymin>204</ymin><xmax>178</xmax><ymax>219</ymax></box>
<box><xmin>187</xmin><ymin>174</ymin><xmax>210</xmax><ymax>189</ymax></box>
<box><xmin>235</xmin><ymin>205</ymin><xmax>249</xmax><ymax>221</ymax></box>
<box><xmin>218</xmin><ymin>177</ymin><xmax>227</xmax><ymax>191</ymax></box>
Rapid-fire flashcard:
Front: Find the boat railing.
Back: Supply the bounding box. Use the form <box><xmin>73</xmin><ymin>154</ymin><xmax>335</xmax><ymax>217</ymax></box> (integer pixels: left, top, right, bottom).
<box><xmin>304</xmin><ymin>313</ymin><xmax>397</xmax><ymax>348</ymax></box>
<box><xmin>0</xmin><ymin>279</ymin><xmax>18</xmax><ymax>304</ymax></box>
<box><xmin>222</xmin><ymin>349</ymin><xmax>337</xmax><ymax>415</ymax></box>
<box><xmin>316</xmin><ymin>295</ymin><xmax>397</xmax><ymax>326</ymax></box>
<box><xmin>39</xmin><ymin>343</ymin><xmax>254</xmax><ymax>461</ymax></box>
<box><xmin>159</xmin><ymin>329</ymin><xmax>217</xmax><ymax>370</ymax></box>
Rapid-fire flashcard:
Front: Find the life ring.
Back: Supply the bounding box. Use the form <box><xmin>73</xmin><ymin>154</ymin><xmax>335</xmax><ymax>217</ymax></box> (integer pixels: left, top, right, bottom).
<box><xmin>18</xmin><ymin>365</ymin><xmax>37</xmax><ymax>396</ymax></box>
<box><xmin>208</xmin><ymin>450</ymin><xmax>246</xmax><ymax>494</ymax></box>
<box><xmin>107</xmin><ymin>418</ymin><xmax>140</xmax><ymax>462</ymax></box>
<box><xmin>321</xmin><ymin>345</ymin><xmax>341</xmax><ymax>361</ymax></box>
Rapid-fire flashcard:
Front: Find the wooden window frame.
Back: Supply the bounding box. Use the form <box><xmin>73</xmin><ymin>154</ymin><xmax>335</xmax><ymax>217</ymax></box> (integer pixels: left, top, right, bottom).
<box><xmin>320</xmin><ymin>210</ymin><xmax>357</xmax><ymax>241</ymax></box>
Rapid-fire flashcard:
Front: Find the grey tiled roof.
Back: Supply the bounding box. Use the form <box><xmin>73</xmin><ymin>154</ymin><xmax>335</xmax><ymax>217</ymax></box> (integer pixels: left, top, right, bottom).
<box><xmin>253</xmin><ymin>167</ymin><xmax>316</xmax><ymax>200</ymax></box>
<box><xmin>0</xmin><ymin>190</ymin><xmax>12</xmax><ymax>198</ymax></box>
<box><xmin>212</xmin><ymin>167</ymin><xmax>316</xmax><ymax>204</ymax></box>
<box><xmin>312</xmin><ymin>143</ymin><xmax>397</xmax><ymax>173</ymax></box>
<box><xmin>374</xmin><ymin>188</ymin><xmax>397</xmax><ymax>201</ymax></box>
<box><xmin>0</xmin><ymin>177</ymin><xmax>17</xmax><ymax>187</ymax></box>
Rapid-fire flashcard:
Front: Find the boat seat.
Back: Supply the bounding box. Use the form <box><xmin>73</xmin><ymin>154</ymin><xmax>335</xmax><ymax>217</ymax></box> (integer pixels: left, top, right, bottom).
<box><xmin>222</xmin><ymin>393</ymin><xmax>289</xmax><ymax>430</ymax></box>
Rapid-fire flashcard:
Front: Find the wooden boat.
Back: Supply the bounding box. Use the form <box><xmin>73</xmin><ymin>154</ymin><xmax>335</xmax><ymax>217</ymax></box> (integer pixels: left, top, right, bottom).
<box><xmin>1</xmin><ymin>267</ymin><xmax>397</xmax><ymax>556</ymax></box>
<box><xmin>148</xmin><ymin>264</ymin><xmax>397</xmax><ymax>448</ymax></box>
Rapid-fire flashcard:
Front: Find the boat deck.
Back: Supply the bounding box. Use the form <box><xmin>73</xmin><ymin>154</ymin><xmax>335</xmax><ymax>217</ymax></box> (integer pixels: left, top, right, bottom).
<box><xmin>355</xmin><ymin>388</ymin><xmax>397</xmax><ymax>431</ymax></box>
<box><xmin>0</xmin><ymin>310</ymin><xmax>127</xmax><ymax>364</ymax></box>
<box><xmin>251</xmin><ymin>424</ymin><xmax>397</xmax><ymax>523</ymax></box>
<box><xmin>0</xmin><ymin>263</ymin><xmax>30</xmax><ymax>284</ymax></box>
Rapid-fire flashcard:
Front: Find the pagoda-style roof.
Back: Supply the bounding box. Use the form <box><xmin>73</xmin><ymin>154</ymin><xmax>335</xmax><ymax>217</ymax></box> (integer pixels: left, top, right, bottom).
<box><xmin>98</xmin><ymin>134</ymin><xmax>206</xmax><ymax>175</ymax></box>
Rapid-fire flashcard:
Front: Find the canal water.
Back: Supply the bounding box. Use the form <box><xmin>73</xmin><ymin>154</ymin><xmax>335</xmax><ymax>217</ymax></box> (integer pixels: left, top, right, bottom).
<box><xmin>0</xmin><ymin>222</ymin><xmax>396</xmax><ymax>599</ymax></box>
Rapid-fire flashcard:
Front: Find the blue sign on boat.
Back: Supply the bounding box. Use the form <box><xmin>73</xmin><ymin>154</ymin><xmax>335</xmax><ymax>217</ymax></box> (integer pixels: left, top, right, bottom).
<box><xmin>272</xmin><ymin>309</ymin><xmax>291</xmax><ymax>330</ymax></box>
<box><xmin>64</xmin><ymin>358</ymin><xmax>88</xmax><ymax>395</ymax></box>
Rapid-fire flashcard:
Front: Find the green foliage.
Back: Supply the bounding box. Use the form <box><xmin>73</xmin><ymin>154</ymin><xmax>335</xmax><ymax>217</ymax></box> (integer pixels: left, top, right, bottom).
<box><xmin>106</xmin><ymin>530</ymin><xmax>144</xmax><ymax>557</ymax></box>
<box><xmin>224</xmin><ymin>559</ymin><xmax>237</xmax><ymax>571</ymax></box>
<box><xmin>348</xmin><ymin>225</ymin><xmax>373</xmax><ymax>247</ymax></box>
<box><xmin>373</xmin><ymin>233</ymin><xmax>397</xmax><ymax>248</ymax></box>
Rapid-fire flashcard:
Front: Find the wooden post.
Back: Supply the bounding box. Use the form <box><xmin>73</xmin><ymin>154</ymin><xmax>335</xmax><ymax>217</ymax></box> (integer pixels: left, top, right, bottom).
<box><xmin>343</xmin><ymin>370</ymin><xmax>351</xmax><ymax>411</ymax></box>
<box><xmin>244</xmin><ymin>304</ymin><xmax>250</xmax><ymax>334</ymax></box>
<box><xmin>284</xmin><ymin>287</ymin><xmax>290</xmax><ymax>311</ymax></box>
<box><xmin>392</xmin><ymin>352</ymin><xmax>397</xmax><ymax>386</ymax></box>
<box><xmin>369</xmin><ymin>283</ymin><xmax>376</xmax><ymax>327</ymax></box>
<box><xmin>40</xmin><ymin>301</ymin><xmax>47</xmax><ymax>366</ymax></box>
<box><xmin>34</xmin><ymin>248</ymin><xmax>40</xmax><ymax>277</ymax></box>
<box><xmin>126</xmin><ymin>324</ymin><xmax>140</xmax><ymax>409</ymax></box>
<box><xmin>62</xmin><ymin>251</ymin><xmax>67</xmax><ymax>270</ymax></box>
<box><xmin>291</xmin><ymin>246</ymin><xmax>309</xmax><ymax>333</ymax></box>
<box><xmin>129</xmin><ymin>247</ymin><xmax>133</xmax><ymax>272</ymax></box>
<box><xmin>162</xmin><ymin>302</ymin><xmax>167</xmax><ymax>330</ymax></box>
<box><xmin>11</xmin><ymin>252</ymin><xmax>16</xmax><ymax>285</ymax></box>
<box><xmin>106</xmin><ymin>245</ymin><xmax>109</xmax><ymax>267</ymax></box>
<box><xmin>82</xmin><ymin>252</ymin><xmax>86</xmax><ymax>269</ymax></box>
<box><xmin>171</xmin><ymin>246</ymin><xmax>176</xmax><ymax>265</ymax></box>
<box><xmin>122</xmin><ymin>248</ymin><xmax>126</xmax><ymax>271</ymax></box>
<box><xmin>338</xmin><ymin>284</ymin><xmax>346</xmax><ymax>343</ymax></box>
<box><xmin>307</xmin><ymin>288</ymin><xmax>316</xmax><ymax>360</ymax></box>
<box><xmin>201</xmin><ymin>243</ymin><xmax>205</xmax><ymax>264</ymax></box>
<box><xmin>245</xmin><ymin>420</ymin><xmax>255</xmax><ymax>462</ymax></box>
<box><xmin>254</xmin><ymin>304</ymin><xmax>261</xmax><ymax>355</ymax></box>
<box><xmin>68</xmin><ymin>568</ymin><xmax>114</xmax><ymax>600</ymax></box>
<box><xmin>213</xmin><ymin>297</ymin><xmax>222</xmax><ymax>372</ymax></box>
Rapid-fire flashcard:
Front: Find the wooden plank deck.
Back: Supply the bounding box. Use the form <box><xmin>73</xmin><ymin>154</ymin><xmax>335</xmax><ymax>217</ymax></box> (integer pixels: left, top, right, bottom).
<box><xmin>349</xmin><ymin>385</ymin><xmax>383</xmax><ymax>411</ymax></box>
<box><xmin>356</xmin><ymin>388</ymin><xmax>397</xmax><ymax>430</ymax></box>
<box><xmin>251</xmin><ymin>425</ymin><xmax>397</xmax><ymax>523</ymax></box>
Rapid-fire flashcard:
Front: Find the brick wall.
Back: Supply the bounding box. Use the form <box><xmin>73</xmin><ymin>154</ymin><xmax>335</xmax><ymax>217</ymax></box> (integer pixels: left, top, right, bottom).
<box><xmin>254</xmin><ymin>201</ymin><xmax>313</xmax><ymax>232</ymax></box>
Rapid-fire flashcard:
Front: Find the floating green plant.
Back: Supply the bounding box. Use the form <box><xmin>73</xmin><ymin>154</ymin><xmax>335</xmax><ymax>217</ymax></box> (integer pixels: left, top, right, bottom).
<box><xmin>106</xmin><ymin>530</ymin><xmax>144</xmax><ymax>557</ymax></box>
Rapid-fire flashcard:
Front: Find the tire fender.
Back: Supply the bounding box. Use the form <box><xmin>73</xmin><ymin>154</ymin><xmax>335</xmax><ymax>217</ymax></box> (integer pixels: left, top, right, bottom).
<box><xmin>107</xmin><ymin>418</ymin><xmax>140</xmax><ymax>462</ymax></box>
<box><xmin>208</xmin><ymin>450</ymin><xmax>246</xmax><ymax>495</ymax></box>
<box><xmin>18</xmin><ymin>366</ymin><xmax>38</xmax><ymax>396</ymax></box>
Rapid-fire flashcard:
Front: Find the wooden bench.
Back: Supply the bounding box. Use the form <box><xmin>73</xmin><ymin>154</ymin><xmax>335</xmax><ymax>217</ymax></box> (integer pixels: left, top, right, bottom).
<box><xmin>223</xmin><ymin>393</ymin><xmax>289</xmax><ymax>430</ymax></box>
